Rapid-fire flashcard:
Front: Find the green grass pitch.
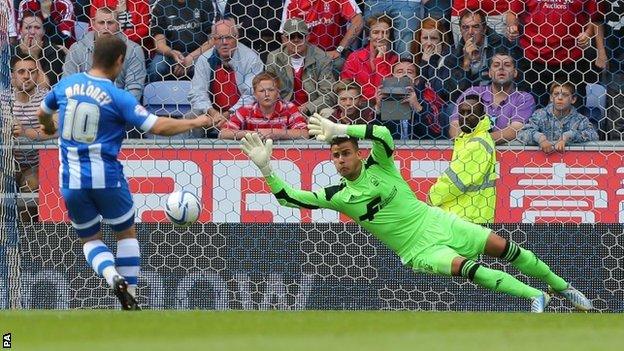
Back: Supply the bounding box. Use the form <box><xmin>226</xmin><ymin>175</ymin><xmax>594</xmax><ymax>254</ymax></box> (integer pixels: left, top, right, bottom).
<box><xmin>1</xmin><ymin>310</ymin><xmax>623</xmax><ymax>351</ymax></box>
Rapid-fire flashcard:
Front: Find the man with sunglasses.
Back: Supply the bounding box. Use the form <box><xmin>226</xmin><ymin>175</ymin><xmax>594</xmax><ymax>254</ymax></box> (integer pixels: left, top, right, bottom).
<box><xmin>428</xmin><ymin>95</ymin><xmax>496</xmax><ymax>224</ymax></box>
<box><xmin>266</xmin><ymin>18</ymin><xmax>335</xmax><ymax>116</ymax></box>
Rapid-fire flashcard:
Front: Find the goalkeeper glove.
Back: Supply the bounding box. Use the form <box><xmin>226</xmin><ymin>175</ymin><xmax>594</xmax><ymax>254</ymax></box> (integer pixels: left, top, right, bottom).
<box><xmin>308</xmin><ymin>113</ymin><xmax>348</xmax><ymax>143</ymax></box>
<box><xmin>241</xmin><ymin>133</ymin><xmax>273</xmax><ymax>177</ymax></box>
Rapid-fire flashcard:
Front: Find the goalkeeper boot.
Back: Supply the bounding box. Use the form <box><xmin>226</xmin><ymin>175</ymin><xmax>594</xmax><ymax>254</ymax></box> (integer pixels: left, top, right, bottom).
<box><xmin>548</xmin><ymin>284</ymin><xmax>593</xmax><ymax>311</ymax></box>
<box><xmin>530</xmin><ymin>291</ymin><xmax>551</xmax><ymax>313</ymax></box>
<box><xmin>113</xmin><ymin>276</ymin><xmax>141</xmax><ymax>311</ymax></box>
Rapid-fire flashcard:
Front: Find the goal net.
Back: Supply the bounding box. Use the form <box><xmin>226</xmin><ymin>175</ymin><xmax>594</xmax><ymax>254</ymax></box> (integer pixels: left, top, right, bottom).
<box><xmin>0</xmin><ymin>0</ymin><xmax>19</xmax><ymax>309</ymax></box>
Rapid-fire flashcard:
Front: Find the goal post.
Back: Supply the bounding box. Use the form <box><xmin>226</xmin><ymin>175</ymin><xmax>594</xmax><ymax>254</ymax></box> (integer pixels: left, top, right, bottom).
<box><xmin>0</xmin><ymin>0</ymin><xmax>19</xmax><ymax>309</ymax></box>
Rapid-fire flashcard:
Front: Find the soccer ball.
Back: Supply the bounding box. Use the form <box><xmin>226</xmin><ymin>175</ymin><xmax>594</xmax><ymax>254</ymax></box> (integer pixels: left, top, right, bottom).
<box><xmin>164</xmin><ymin>191</ymin><xmax>201</xmax><ymax>226</ymax></box>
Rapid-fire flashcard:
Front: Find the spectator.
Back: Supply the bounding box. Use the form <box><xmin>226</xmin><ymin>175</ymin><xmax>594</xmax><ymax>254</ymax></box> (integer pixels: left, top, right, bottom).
<box><xmin>518</xmin><ymin>81</ymin><xmax>599</xmax><ymax>153</ymax></box>
<box><xmin>428</xmin><ymin>94</ymin><xmax>496</xmax><ymax>223</ymax></box>
<box><xmin>189</xmin><ymin>19</ymin><xmax>263</xmax><ymax>129</ymax></box>
<box><xmin>281</xmin><ymin>0</ymin><xmax>364</xmax><ymax>69</ymax></box>
<box><xmin>10</xmin><ymin>54</ymin><xmax>56</xmax><ymax>195</ymax></box>
<box><xmin>449</xmin><ymin>51</ymin><xmax>534</xmax><ymax>144</ymax></box>
<box><xmin>341</xmin><ymin>14</ymin><xmax>398</xmax><ymax>102</ymax></box>
<box><xmin>219</xmin><ymin>71</ymin><xmax>309</xmax><ymax>140</ymax></box>
<box><xmin>225</xmin><ymin>0</ymin><xmax>283</xmax><ymax>62</ymax></box>
<box><xmin>446</xmin><ymin>9</ymin><xmax>518</xmax><ymax>101</ymax></box>
<box><xmin>602</xmin><ymin>2</ymin><xmax>624</xmax><ymax>140</ymax></box>
<box><xmin>604</xmin><ymin>0</ymin><xmax>624</xmax><ymax>78</ymax></box>
<box><xmin>605</xmin><ymin>85</ymin><xmax>624</xmax><ymax>140</ymax></box>
<box><xmin>266</xmin><ymin>18</ymin><xmax>335</xmax><ymax>116</ymax></box>
<box><xmin>320</xmin><ymin>80</ymin><xmax>375</xmax><ymax>125</ymax></box>
<box><xmin>364</xmin><ymin>0</ymin><xmax>424</xmax><ymax>58</ymax></box>
<box><xmin>377</xmin><ymin>58</ymin><xmax>446</xmax><ymax>140</ymax></box>
<box><xmin>149</xmin><ymin>0</ymin><xmax>221</xmax><ymax>81</ymax></box>
<box><xmin>90</xmin><ymin>0</ymin><xmax>151</xmax><ymax>50</ymax></box>
<box><xmin>18</xmin><ymin>0</ymin><xmax>75</xmax><ymax>47</ymax></box>
<box><xmin>11</xmin><ymin>12</ymin><xmax>64</xmax><ymax>86</ymax></box>
<box><xmin>450</xmin><ymin>0</ymin><xmax>510</xmax><ymax>45</ymax></box>
<box><xmin>411</xmin><ymin>16</ymin><xmax>452</xmax><ymax>100</ymax></box>
<box><xmin>63</xmin><ymin>6</ymin><xmax>146</xmax><ymax>100</ymax></box>
<box><xmin>506</xmin><ymin>0</ymin><xmax>606</xmax><ymax>108</ymax></box>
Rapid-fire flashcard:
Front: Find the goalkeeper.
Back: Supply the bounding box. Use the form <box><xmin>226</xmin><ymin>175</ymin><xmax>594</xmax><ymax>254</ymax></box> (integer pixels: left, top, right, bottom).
<box><xmin>241</xmin><ymin>115</ymin><xmax>593</xmax><ymax>312</ymax></box>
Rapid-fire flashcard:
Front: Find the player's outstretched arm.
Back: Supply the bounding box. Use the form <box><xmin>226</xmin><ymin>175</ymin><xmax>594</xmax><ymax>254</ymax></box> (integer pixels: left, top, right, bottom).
<box><xmin>149</xmin><ymin>114</ymin><xmax>220</xmax><ymax>136</ymax></box>
<box><xmin>241</xmin><ymin>133</ymin><xmax>335</xmax><ymax>210</ymax></box>
<box><xmin>308</xmin><ymin>114</ymin><xmax>395</xmax><ymax>164</ymax></box>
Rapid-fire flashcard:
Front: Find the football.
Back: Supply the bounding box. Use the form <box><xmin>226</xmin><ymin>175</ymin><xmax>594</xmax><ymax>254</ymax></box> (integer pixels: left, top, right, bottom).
<box><xmin>164</xmin><ymin>191</ymin><xmax>202</xmax><ymax>226</ymax></box>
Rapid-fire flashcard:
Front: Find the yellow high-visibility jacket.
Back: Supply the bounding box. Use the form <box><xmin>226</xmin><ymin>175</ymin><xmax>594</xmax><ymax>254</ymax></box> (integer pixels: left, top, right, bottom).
<box><xmin>428</xmin><ymin>117</ymin><xmax>496</xmax><ymax>223</ymax></box>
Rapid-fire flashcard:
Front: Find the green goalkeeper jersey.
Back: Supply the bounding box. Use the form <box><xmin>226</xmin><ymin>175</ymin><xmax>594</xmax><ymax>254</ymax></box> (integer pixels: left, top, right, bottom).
<box><xmin>265</xmin><ymin>124</ymin><xmax>433</xmax><ymax>264</ymax></box>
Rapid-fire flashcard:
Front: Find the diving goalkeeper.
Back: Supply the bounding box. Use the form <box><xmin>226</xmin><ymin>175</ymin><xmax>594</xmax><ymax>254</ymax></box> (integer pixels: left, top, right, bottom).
<box><xmin>240</xmin><ymin>115</ymin><xmax>593</xmax><ymax>312</ymax></box>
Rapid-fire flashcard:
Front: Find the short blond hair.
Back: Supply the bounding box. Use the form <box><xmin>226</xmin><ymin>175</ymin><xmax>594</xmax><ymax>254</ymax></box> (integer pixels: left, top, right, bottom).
<box><xmin>252</xmin><ymin>71</ymin><xmax>281</xmax><ymax>91</ymax></box>
<box><xmin>333</xmin><ymin>79</ymin><xmax>362</xmax><ymax>96</ymax></box>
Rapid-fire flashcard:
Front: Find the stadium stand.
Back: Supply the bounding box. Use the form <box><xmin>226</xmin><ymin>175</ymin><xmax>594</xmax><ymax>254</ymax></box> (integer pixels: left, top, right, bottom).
<box><xmin>143</xmin><ymin>80</ymin><xmax>192</xmax><ymax>117</ymax></box>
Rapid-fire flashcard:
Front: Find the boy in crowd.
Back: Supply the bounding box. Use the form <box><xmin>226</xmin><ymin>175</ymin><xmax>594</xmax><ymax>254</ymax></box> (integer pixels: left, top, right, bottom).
<box><xmin>518</xmin><ymin>81</ymin><xmax>598</xmax><ymax>153</ymax></box>
<box><xmin>219</xmin><ymin>71</ymin><xmax>309</xmax><ymax>140</ymax></box>
<box><xmin>321</xmin><ymin>80</ymin><xmax>375</xmax><ymax>125</ymax></box>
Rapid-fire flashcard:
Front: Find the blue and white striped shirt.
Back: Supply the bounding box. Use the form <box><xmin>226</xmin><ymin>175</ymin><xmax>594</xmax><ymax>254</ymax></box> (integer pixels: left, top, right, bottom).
<box><xmin>41</xmin><ymin>73</ymin><xmax>157</xmax><ymax>189</ymax></box>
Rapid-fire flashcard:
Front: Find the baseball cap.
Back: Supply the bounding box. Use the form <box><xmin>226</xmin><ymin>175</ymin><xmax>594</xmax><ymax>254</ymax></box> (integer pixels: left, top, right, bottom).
<box><xmin>282</xmin><ymin>18</ymin><xmax>309</xmax><ymax>36</ymax></box>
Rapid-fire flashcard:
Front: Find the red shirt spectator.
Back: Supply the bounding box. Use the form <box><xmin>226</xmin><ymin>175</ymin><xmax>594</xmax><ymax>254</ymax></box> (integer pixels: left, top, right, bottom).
<box><xmin>510</xmin><ymin>0</ymin><xmax>600</xmax><ymax>64</ymax></box>
<box><xmin>225</xmin><ymin>100</ymin><xmax>308</xmax><ymax>131</ymax></box>
<box><xmin>18</xmin><ymin>0</ymin><xmax>75</xmax><ymax>47</ymax></box>
<box><xmin>340</xmin><ymin>48</ymin><xmax>398</xmax><ymax>101</ymax></box>
<box><xmin>281</xmin><ymin>0</ymin><xmax>361</xmax><ymax>51</ymax></box>
<box><xmin>451</xmin><ymin>0</ymin><xmax>509</xmax><ymax>16</ymax></box>
<box><xmin>90</xmin><ymin>0</ymin><xmax>150</xmax><ymax>49</ymax></box>
<box><xmin>341</xmin><ymin>15</ymin><xmax>398</xmax><ymax>101</ymax></box>
<box><xmin>292</xmin><ymin>67</ymin><xmax>308</xmax><ymax>107</ymax></box>
<box><xmin>211</xmin><ymin>65</ymin><xmax>241</xmax><ymax>112</ymax></box>
<box><xmin>220</xmin><ymin>72</ymin><xmax>309</xmax><ymax>140</ymax></box>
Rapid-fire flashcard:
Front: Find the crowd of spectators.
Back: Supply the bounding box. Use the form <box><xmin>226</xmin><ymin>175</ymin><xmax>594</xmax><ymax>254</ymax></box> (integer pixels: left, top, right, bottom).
<box><xmin>3</xmin><ymin>0</ymin><xmax>623</xmax><ymax>201</ymax></box>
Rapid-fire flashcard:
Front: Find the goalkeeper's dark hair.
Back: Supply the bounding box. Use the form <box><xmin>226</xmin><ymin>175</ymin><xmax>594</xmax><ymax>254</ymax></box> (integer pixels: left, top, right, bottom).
<box><xmin>330</xmin><ymin>136</ymin><xmax>359</xmax><ymax>150</ymax></box>
<box><xmin>92</xmin><ymin>35</ymin><xmax>127</xmax><ymax>71</ymax></box>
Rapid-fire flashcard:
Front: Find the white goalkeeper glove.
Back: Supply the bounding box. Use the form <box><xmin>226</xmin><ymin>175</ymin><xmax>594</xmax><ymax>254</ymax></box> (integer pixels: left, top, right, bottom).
<box><xmin>241</xmin><ymin>133</ymin><xmax>273</xmax><ymax>177</ymax></box>
<box><xmin>308</xmin><ymin>113</ymin><xmax>348</xmax><ymax>143</ymax></box>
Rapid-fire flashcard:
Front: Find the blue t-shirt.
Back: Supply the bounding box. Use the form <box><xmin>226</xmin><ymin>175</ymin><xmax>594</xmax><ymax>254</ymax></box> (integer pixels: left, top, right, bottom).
<box><xmin>42</xmin><ymin>72</ymin><xmax>157</xmax><ymax>189</ymax></box>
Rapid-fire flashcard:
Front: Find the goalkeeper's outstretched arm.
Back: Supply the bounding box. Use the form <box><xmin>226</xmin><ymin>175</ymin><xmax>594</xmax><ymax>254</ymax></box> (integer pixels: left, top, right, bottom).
<box><xmin>308</xmin><ymin>114</ymin><xmax>395</xmax><ymax>165</ymax></box>
<box><xmin>345</xmin><ymin>124</ymin><xmax>395</xmax><ymax>166</ymax></box>
<box><xmin>241</xmin><ymin>133</ymin><xmax>335</xmax><ymax>210</ymax></box>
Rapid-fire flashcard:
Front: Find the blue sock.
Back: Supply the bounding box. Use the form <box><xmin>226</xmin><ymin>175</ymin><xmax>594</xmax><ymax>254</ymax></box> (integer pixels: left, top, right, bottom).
<box><xmin>83</xmin><ymin>240</ymin><xmax>118</xmax><ymax>287</ymax></box>
<box><xmin>116</xmin><ymin>238</ymin><xmax>141</xmax><ymax>297</ymax></box>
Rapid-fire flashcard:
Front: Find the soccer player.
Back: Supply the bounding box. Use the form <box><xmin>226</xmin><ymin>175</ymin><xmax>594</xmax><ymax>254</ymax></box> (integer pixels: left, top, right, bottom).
<box><xmin>37</xmin><ymin>35</ymin><xmax>220</xmax><ymax>310</ymax></box>
<box><xmin>240</xmin><ymin>115</ymin><xmax>594</xmax><ymax>312</ymax></box>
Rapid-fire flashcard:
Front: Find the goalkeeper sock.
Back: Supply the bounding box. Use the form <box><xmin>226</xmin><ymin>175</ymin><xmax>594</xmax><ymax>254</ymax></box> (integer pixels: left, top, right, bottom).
<box><xmin>116</xmin><ymin>238</ymin><xmax>141</xmax><ymax>297</ymax></box>
<box><xmin>83</xmin><ymin>240</ymin><xmax>119</xmax><ymax>287</ymax></box>
<box><xmin>502</xmin><ymin>242</ymin><xmax>568</xmax><ymax>291</ymax></box>
<box><xmin>460</xmin><ymin>260</ymin><xmax>542</xmax><ymax>299</ymax></box>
